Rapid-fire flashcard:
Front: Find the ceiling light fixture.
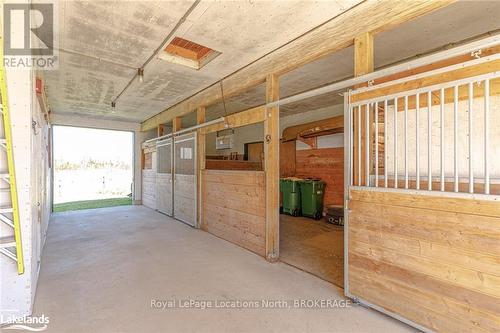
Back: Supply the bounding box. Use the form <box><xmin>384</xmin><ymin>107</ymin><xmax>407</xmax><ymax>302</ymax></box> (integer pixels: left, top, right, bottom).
<box><xmin>138</xmin><ymin>68</ymin><xmax>144</xmax><ymax>83</ymax></box>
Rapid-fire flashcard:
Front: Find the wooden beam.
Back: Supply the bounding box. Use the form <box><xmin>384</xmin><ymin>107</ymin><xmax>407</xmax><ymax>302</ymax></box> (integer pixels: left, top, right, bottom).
<box><xmin>353</xmin><ymin>32</ymin><xmax>374</xmax><ymax>186</ymax></box>
<box><xmin>354</xmin><ymin>32</ymin><xmax>374</xmax><ymax>77</ymax></box>
<box><xmin>173</xmin><ymin>117</ymin><xmax>182</xmax><ymax>132</ymax></box>
<box><xmin>196</xmin><ymin>106</ymin><xmax>206</xmax><ymax>125</ymax></box>
<box><xmin>352</xmin><ymin>58</ymin><xmax>500</xmax><ymax>103</ymax></box>
<box><xmin>372</xmin><ymin>44</ymin><xmax>500</xmax><ymax>87</ymax></box>
<box><xmin>348</xmin><ymin>46</ymin><xmax>500</xmax><ymax>114</ymax></box>
<box><xmin>197</xmin><ymin>106</ymin><xmax>206</xmax><ymax>228</ymax></box>
<box><xmin>264</xmin><ymin>74</ymin><xmax>279</xmax><ymax>262</ymax></box>
<box><xmin>282</xmin><ymin>115</ymin><xmax>344</xmax><ymax>142</ymax></box>
<box><xmin>157</xmin><ymin>124</ymin><xmax>166</xmax><ymax>137</ymax></box>
<box><xmin>199</xmin><ymin>106</ymin><xmax>266</xmax><ymax>135</ymax></box>
<box><xmin>141</xmin><ymin>0</ymin><xmax>454</xmax><ymax>131</ymax></box>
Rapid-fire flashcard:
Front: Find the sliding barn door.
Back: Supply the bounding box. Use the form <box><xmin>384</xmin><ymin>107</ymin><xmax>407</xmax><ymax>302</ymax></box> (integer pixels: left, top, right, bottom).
<box><xmin>173</xmin><ymin>133</ymin><xmax>197</xmax><ymax>227</ymax></box>
<box><xmin>156</xmin><ymin>139</ymin><xmax>173</xmax><ymax>216</ymax></box>
<box><xmin>344</xmin><ymin>72</ymin><xmax>500</xmax><ymax>332</ymax></box>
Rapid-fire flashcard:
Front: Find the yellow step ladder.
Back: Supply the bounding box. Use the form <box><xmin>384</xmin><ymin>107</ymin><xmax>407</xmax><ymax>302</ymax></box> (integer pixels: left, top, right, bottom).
<box><xmin>0</xmin><ymin>42</ymin><xmax>24</xmax><ymax>274</ymax></box>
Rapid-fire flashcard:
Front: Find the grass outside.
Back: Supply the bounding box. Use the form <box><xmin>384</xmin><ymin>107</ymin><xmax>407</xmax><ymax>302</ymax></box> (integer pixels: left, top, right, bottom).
<box><xmin>53</xmin><ymin>197</ymin><xmax>132</xmax><ymax>212</ymax></box>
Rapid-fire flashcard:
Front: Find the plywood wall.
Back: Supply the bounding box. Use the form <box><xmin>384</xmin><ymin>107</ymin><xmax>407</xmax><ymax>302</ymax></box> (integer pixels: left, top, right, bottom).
<box><xmin>295</xmin><ymin>148</ymin><xmax>344</xmax><ymax>206</ymax></box>
<box><xmin>280</xmin><ymin>140</ymin><xmax>296</xmax><ymax>177</ymax></box>
<box><xmin>348</xmin><ymin>189</ymin><xmax>500</xmax><ymax>333</ymax></box>
<box><xmin>201</xmin><ymin>170</ymin><xmax>266</xmax><ymax>256</ymax></box>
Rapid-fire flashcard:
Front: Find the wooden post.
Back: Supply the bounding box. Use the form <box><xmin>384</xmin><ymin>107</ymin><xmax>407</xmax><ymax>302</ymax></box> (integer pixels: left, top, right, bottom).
<box><xmin>354</xmin><ymin>33</ymin><xmax>374</xmax><ymax>76</ymax></box>
<box><xmin>197</xmin><ymin>106</ymin><xmax>206</xmax><ymax>228</ymax></box>
<box><xmin>157</xmin><ymin>124</ymin><xmax>166</xmax><ymax>137</ymax></box>
<box><xmin>173</xmin><ymin>117</ymin><xmax>182</xmax><ymax>133</ymax></box>
<box><xmin>264</xmin><ymin>74</ymin><xmax>279</xmax><ymax>262</ymax></box>
<box><xmin>353</xmin><ymin>32</ymin><xmax>374</xmax><ymax>186</ymax></box>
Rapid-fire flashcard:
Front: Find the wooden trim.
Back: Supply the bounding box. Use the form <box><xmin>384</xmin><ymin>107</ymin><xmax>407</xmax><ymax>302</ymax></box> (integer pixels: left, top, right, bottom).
<box><xmin>173</xmin><ymin>117</ymin><xmax>182</xmax><ymax>132</ymax></box>
<box><xmin>141</xmin><ymin>1</ymin><xmax>453</xmax><ymax>131</ymax></box>
<box><xmin>199</xmin><ymin>106</ymin><xmax>266</xmax><ymax>134</ymax></box>
<box><xmin>196</xmin><ymin>106</ymin><xmax>206</xmax><ymax>125</ymax></box>
<box><xmin>282</xmin><ymin>115</ymin><xmax>343</xmax><ymax>142</ymax></box>
<box><xmin>364</xmin><ymin>78</ymin><xmax>500</xmax><ymax>113</ymax></box>
<box><xmin>205</xmin><ymin>159</ymin><xmax>262</xmax><ymax>171</ymax></box>
<box><xmin>350</xmin><ymin>189</ymin><xmax>500</xmax><ymax>217</ymax></box>
<box><xmin>352</xmin><ymin>59</ymin><xmax>500</xmax><ymax>103</ymax></box>
<box><xmin>157</xmin><ymin>124</ymin><xmax>166</xmax><ymax>137</ymax></box>
<box><xmin>373</xmin><ymin>44</ymin><xmax>500</xmax><ymax>87</ymax></box>
<box><xmin>265</xmin><ymin>74</ymin><xmax>280</xmax><ymax>261</ymax></box>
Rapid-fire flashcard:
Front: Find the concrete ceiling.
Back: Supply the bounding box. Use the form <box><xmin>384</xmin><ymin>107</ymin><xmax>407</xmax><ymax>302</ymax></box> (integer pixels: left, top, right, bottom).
<box><xmin>200</xmin><ymin>0</ymin><xmax>500</xmax><ymax>121</ymax></box>
<box><xmin>44</xmin><ymin>0</ymin><xmax>363</xmax><ymax>123</ymax></box>
<box><xmin>45</xmin><ymin>1</ymin><xmax>500</xmax><ymax>125</ymax></box>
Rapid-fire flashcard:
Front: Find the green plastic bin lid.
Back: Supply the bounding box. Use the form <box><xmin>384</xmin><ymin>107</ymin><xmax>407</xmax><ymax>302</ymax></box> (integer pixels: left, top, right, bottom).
<box><xmin>299</xmin><ymin>178</ymin><xmax>325</xmax><ymax>184</ymax></box>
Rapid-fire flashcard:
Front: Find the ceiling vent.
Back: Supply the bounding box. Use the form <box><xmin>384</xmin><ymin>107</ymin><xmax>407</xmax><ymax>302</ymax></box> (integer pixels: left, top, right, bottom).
<box><xmin>158</xmin><ymin>37</ymin><xmax>221</xmax><ymax>70</ymax></box>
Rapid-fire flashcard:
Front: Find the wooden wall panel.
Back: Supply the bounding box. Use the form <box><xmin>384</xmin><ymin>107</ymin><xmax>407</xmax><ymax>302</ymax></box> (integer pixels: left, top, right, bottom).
<box><xmin>280</xmin><ymin>140</ymin><xmax>296</xmax><ymax>177</ymax></box>
<box><xmin>348</xmin><ymin>189</ymin><xmax>500</xmax><ymax>333</ymax></box>
<box><xmin>142</xmin><ymin>169</ymin><xmax>156</xmax><ymax>210</ymax></box>
<box><xmin>205</xmin><ymin>159</ymin><xmax>262</xmax><ymax>171</ymax></box>
<box><xmin>202</xmin><ymin>170</ymin><xmax>266</xmax><ymax>256</ymax></box>
<box><xmin>295</xmin><ymin>148</ymin><xmax>344</xmax><ymax>206</ymax></box>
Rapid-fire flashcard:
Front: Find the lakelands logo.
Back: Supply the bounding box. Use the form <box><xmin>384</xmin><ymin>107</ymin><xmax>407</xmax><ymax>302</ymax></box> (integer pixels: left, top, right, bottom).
<box><xmin>1</xmin><ymin>314</ymin><xmax>49</xmax><ymax>331</ymax></box>
<box><xmin>3</xmin><ymin>2</ymin><xmax>59</xmax><ymax>69</ymax></box>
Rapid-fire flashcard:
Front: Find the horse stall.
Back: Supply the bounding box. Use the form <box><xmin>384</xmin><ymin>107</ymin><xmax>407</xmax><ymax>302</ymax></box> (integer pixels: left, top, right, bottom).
<box><xmin>344</xmin><ymin>58</ymin><xmax>500</xmax><ymax>332</ymax></box>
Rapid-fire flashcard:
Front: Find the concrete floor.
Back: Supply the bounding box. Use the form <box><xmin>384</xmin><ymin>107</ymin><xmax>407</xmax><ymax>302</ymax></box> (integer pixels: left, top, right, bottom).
<box><xmin>33</xmin><ymin>205</ymin><xmax>416</xmax><ymax>333</ymax></box>
<box><xmin>280</xmin><ymin>215</ymin><xmax>344</xmax><ymax>288</ymax></box>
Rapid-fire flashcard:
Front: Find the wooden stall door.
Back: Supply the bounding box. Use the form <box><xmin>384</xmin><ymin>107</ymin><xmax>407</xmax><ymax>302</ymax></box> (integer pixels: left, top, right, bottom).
<box><xmin>346</xmin><ymin>189</ymin><xmax>500</xmax><ymax>333</ymax></box>
<box><xmin>345</xmin><ymin>68</ymin><xmax>500</xmax><ymax>332</ymax></box>
<box><xmin>156</xmin><ymin>139</ymin><xmax>173</xmax><ymax>216</ymax></box>
<box><xmin>201</xmin><ymin>170</ymin><xmax>266</xmax><ymax>256</ymax></box>
<box><xmin>173</xmin><ymin>133</ymin><xmax>197</xmax><ymax>227</ymax></box>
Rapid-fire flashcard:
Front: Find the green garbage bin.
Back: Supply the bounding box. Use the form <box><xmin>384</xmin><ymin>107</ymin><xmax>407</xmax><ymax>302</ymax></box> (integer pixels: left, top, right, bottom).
<box><xmin>280</xmin><ymin>178</ymin><xmax>302</xmax><ymax>217</ymax></box>
<box><xmin>299</xmin><ymin>179</ymin><xmax>326</xmax><ymax>220</ymax></box>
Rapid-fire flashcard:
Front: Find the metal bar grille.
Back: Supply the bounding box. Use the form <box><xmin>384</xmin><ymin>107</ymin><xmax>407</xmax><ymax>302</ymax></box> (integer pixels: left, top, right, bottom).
<box><xmin>427</xmin><ymin>91</ymin><xmax>432</xmax><ymax>191</ymax></box>
<box><xmin>348</xmin><ymin>72</ymin><xmax>499</xmax><ymax>196</ymax></box>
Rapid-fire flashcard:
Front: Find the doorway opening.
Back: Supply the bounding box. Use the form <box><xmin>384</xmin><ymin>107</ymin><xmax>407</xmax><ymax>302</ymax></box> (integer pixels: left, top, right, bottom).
<box><xmin>52</xmin><ymin>126</ymin><xmax>134</xmax><ymax>212</ymax></box>
<box><xmin>279</xmin><ymin>117</ymin><xmax>345</xmax><ymax>287</ymax></box>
